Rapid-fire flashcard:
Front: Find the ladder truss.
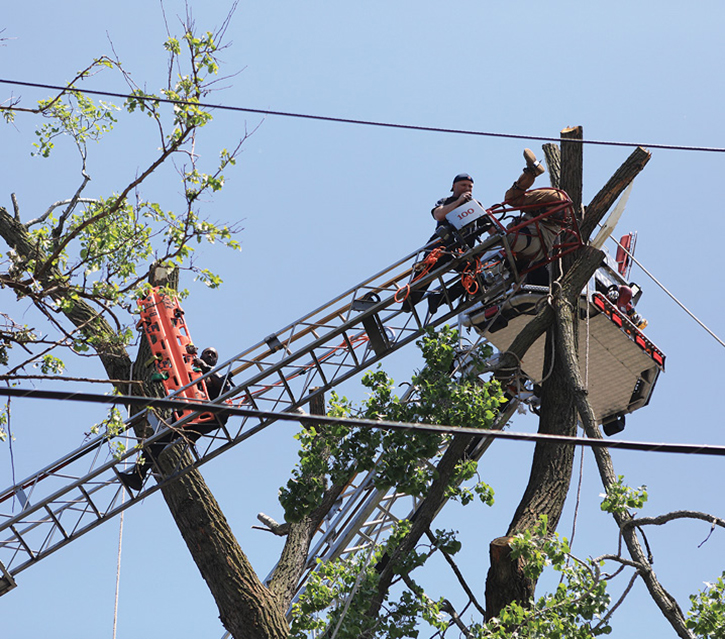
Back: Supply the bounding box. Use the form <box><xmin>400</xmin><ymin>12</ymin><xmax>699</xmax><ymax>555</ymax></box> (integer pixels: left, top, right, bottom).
<box><xmin>0</xmin><ymin>229</ymin><xmax>522</xmax><ymax>595</ymax></box>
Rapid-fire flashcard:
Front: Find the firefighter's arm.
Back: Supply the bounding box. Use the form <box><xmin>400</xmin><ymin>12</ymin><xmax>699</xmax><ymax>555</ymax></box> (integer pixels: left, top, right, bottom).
<box><xmin>432</xmin><ymin>192</ymin><xmax>472</xmax><ymax>221</ymax></box>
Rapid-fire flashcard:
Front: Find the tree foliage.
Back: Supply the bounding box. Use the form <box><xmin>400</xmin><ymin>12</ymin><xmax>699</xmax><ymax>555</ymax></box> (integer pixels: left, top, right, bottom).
<box><xmin>280</xmin><ymin>326</ymin><xmax>503</xmax><ymax>524</ymax></box>
<box><xmin>0</xmin><ymin>16</ymin><xmax>243</xmax><ymax>389</ymax></box>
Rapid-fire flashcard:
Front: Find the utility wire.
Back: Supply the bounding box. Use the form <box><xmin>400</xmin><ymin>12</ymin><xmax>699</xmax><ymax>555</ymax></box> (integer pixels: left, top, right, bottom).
<box><xmin>1</xmin><ymin>386</ymin><xmax>724</xmax><ymax>458</ymax></box>
<box><xmin>1</xmin><ymin>78</ymin><xmax>724</xmax><ymax>154</ymax></box>
<box><xmin>4</xmin><ymin>79</ymin><xmax>723</xmax><ymax>343</ymax></box>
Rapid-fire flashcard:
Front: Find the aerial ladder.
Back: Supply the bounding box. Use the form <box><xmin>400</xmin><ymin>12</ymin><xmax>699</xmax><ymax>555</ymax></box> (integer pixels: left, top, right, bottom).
<box><xmin>0</xmin><ymin>191</ymin><xmax>663</xmax><ymax>603</ymax></box>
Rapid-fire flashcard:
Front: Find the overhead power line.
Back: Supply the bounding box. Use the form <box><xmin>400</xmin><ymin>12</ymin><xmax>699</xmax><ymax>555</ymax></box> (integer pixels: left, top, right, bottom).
<box><xmin>1</xmin><ymin>78</ymin><xmax>724</xmax><ymax>154</ymax></box>
<box><xmin>1</xmin><ymin>386</ymin><xmax>724</xmax><ymax>458</ymax></box>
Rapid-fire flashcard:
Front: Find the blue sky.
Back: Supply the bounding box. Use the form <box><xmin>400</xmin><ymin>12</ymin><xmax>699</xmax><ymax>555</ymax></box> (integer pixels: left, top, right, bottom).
<box><xmin>1</xmin><ymin>1</ymin><xmax>724</xmax><ymax>637</ymax></box>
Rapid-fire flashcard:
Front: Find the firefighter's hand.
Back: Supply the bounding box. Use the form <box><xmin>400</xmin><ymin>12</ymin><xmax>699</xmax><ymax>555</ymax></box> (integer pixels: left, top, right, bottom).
<box><xmin>458</xmin><ymin>192</ymin><xmax>473</xmax><ymax>204</ymax></box>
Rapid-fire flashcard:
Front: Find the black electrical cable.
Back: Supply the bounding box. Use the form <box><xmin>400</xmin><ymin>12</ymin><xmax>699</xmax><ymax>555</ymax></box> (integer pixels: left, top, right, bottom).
<box><xmin>1</xmin><ymin>78</ymin><xmax>724</xmax><ymax>154</ymax></box>
<box><xmin>1</xmin><ymin>386</ymin><xmax>723</xmax><ymax>458</ymax></box>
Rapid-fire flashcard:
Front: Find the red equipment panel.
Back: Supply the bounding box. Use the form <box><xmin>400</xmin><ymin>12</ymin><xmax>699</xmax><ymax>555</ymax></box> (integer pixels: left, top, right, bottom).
<box><xmin>137</xmin><ymin>289</ymin><xmax>215</xmax><ymax>427</ymax></box>
<box><xmin>616</xmin><ymin>233</ymin><xmax>635</xmax><ymax>278</ymax></box>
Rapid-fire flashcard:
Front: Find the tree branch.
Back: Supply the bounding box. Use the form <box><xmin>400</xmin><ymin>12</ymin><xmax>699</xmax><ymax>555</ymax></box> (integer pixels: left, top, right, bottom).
<box><xmin>25</xmin><ymin>197</ymin><xmax>99</xmax><ymax>229</ymax></box>
<box><xmin>365</xmin><ymin>433</ymin><xmax>475</xmax><ymax>621</ymax></box>
<box><xmin>626</xmin><ymin>510</ymin><xmax>725</xmax><ymax>530</ymax></box>
<box><xmin>425</xmin><ymin>528</ymin><xmax>486</xmax><ymax>618</ymax></box>
<box><xmin>542</xmin><ymin>143</ymin><xmax>561</xmax><ymax>189</ymax></box>
<box><xmin>579</xmin><ymin>146</ymin><xmax>651</xmax><ymax>243</ymax></box>
<box><xmin>267</xmin><ymin>391</ymin><xmax>353</xmax><ymax>610</ymax></box>
<box><xmin>560</xmin><ymin>126</ymin><xmax>584</xmax><ymax>217</ymax></box>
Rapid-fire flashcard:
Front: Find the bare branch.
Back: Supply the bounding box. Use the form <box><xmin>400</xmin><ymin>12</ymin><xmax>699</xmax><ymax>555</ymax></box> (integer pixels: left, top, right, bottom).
<box><xmin>425</xmin><ymin>528</ymin><xmax>486</xmax><ymax>618</ymax></box>
<box><xmin>26</xmin><ymin>197</ymin><xmax>99</xmax><ymax>228</ymax></box>
<box><xmin>579</xmin><ymin>146</ymin><xmax>651</xmax><ymax>242</ymax></box>
<box><xmin>596</xmin><ymin>554</ymin><xmax>645</xmax><ymax>571</ymax></box>
<box><xmin>0</xmin><ymin>374</ymin><xmax>142</xmax><ymax>386</ymax></box>
<box><xmin>594</xmin><ymin>570</ymin><xmax>639</xmax><ymax>633</ymax></box>
<box><xmin>10</xmin><ymin>193</ymin><xmax>20</xmax><ymax>221</ymax></box>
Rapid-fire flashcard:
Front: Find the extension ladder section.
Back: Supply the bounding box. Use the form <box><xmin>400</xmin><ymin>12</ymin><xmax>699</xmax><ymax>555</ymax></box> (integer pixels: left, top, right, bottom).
<box><xmin>0</xmin><ymin>194</ymin><xmax>582</xmax><ymax>596</ymax></box>
<box><xmin>0</xmin><ymin>232</ymin><xmax>513</xmax><ymax>595</ymax></box>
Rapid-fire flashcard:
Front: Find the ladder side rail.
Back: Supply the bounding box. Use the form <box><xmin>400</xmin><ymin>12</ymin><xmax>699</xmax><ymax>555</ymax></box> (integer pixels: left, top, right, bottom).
<box><xmin>191</xmin><ymin>289</ymin><xmax>504</xmax><ymax>473</ymax></box>
<box><xmin>0</xmin><ymin>409</ymin><xmax>148</xmax><ymax>508</ymax></box>
<box><xmin>225</xmin><ymin>241</ymin><xmax>439</xmax><ymax>376</ymax></box>
<box><xmin>2</xmin><ymin>478</ymin><xmax>120</xmax><ymax>574</ymax></box>
<box><xmin>0</xmin><ymin>404</ymin><xmax>261</xmax><ymax>545</ymax></box>
<box><xmin>218</xmin><ymin>234</ymin><xmax>507</xmax><ymax>406</ymax></box>
<box><xmin>223</xmin><ymin>233</ymin><xmax>505</xmax><ymax>382</ymax></box>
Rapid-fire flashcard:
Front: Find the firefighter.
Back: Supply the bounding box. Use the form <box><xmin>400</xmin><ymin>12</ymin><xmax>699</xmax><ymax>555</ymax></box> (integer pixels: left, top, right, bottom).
<box><xmin>502</xmin><ymin>148</ymin><xmax>569</xmax><ymax>263</ymax></box>
<box><xmin>118</xmin><ymin>346</ymin><xmax>232</xmax><ymax>492</ymax></box>
<box><xmin>431</xmin><ymin>173</ymin><xmax>479</xmax><ymax>223</ymax></box>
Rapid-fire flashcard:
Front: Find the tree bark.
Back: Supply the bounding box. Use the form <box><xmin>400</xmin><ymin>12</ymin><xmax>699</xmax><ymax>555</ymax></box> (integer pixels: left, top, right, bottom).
<box><xmin>579</xmin><ymin>146</ymin><xmax>651</xmax><ymax>242</ymax></box>
<box><xmin>486</xmin><ymin>291</ymin><xmax>579</xmax><ymax>619</ymax></box>
<box><xmin>542</xmin><ymin>143</ymin><xmax>561</xmax><ymax>189</ymax></box>
<box><xmin>560</xmin><ymin>126</ymin><xmax>584</xmax><ymax>218</ymax></box>
<box><xmin>137</xmin><ymin>266</ymin><xmax>290</xmax><ymax>638</ymax></box>
<box><xmin>157</xmin><ymin>443</ymin><xmax>289</xmax><ymax>639</ymax></box>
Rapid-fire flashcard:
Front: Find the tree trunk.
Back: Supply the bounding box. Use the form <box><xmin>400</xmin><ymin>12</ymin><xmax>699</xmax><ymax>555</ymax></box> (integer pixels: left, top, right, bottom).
<box><xmin>267</xmin><ymin>391</ymin><xmax>350</xmax><ymax>611</ymax></box>
<box><xmin>485</xmin><ymin>299</ymin><xmax>579</xmax><ymax>619</ymax></box>
<box><xmin>137</xmin><ymin>266</ymin><xmax>290</xmax><ymax>638</ymax></box>
<box><xmin>157</xmin><ymin>443</ymin><xmax>289</xmax><ymax>639</ymax></box>
<box><xmin>484</xmin><ymin>139</ymin><xmax>651</xmax><ymax>621</ymax></box>
<box><xmin>485</xmin><ymin>536</ymin><xmax>535</xmax><ymax>619</ymax></box>
<box><xmin>485</xmin><ymin>129</ymin><xmax>584</xmax><ymax>619</ymax></box>
<box><xmin>560</xmin><ymin>126</ymin><xmax>584</xmax><ymax>218</ymax></box>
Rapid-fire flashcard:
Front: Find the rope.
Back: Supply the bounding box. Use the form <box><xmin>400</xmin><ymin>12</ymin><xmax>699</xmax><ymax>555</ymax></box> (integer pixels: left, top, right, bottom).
<box><xmin>112</xmin><ymin>362</ymin><xmax>134</xmax><ymax>638</ymax></box>
<box><xmin>529</xmin><ymin>291</ymin><xmax>558</xmax><ymax>386</ymax></box>
<box><xmin>4</xmin><ymin>389</ymin><xmax>17</xmax><ymax>512</ymax></box>
<box><xmin>568</xmin><ymin>285</ymin><xmax>592</xmax><ymax>547</ymax></box>
<box><xmin>112</xmin><ymin>498</ymin><xmax>125</xmax><ymax>639</ymax></box>
<box><xmin>461</xmin><ymin>257</ymin><xmax>483</xmax><ymax>295</ymax></box>
<box><xmin>395</xmin><ymin>247</ymin><xmax>445</xmax><ymax>303</ymax></box>
<box><xmin>585</xmin><ymin>282</ymin><xmax>591</xmax><ymax>390</ymax></box>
